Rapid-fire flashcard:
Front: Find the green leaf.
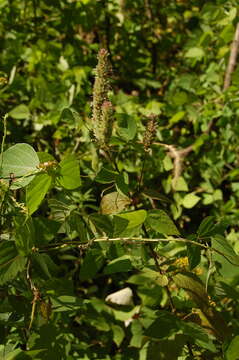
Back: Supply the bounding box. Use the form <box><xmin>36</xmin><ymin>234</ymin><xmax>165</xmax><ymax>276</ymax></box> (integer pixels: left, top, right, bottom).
<box><xmin>173</xmin><ymin>176</ymin><xmax>188</xmax><ymax>191</ymax></box>
<box><xmin>0</xmin><ymin>255</ymin><xmax>27</xmax><ymax>285</ymax></box>
<box><xmin>182</xmin><ymin>193</ymin><xmax>200</xmax><ymax>208</ymax></box>
<box><xmin>185</xmin><ymin>47</ymin><xmax>205</xmax><ymax>59</ymax></box>
<box><xmin>113</xmin><ymin>215</ymin><xmax>129</xmax><ymax>236</ymax></box>
<box><xmin>60</xmin><ymin>108</ymin><xmax>78</xmax><ymax>124</ymax></box>
<box><xmin>51</xmin><ymin>295</ymin><xmax>83</xmax><ymax>312</ymax></box>
<box><xmin>9</xmin><ymin>104</ymin><xmax>30</xmax><ymax>119</ymax></box>
<box><xmin>58</xmin><ymin>154</ymin><xmax>81</xmax><ymax>189</ymax></box>
<box><xmin>79</xmin><ymin>249</ymin><xmax>105</xmax><ymax>281</ymax></box>
<box><xmin>116</xmin><ymin>210</ymin><xmax>147</xmax><ymax>230</ymax></box>
<box><xmin>169</xmin><ymin>111</ymin><xmax>185</xmax><ymax>126</ymax></box>
<box><xmin>100</xmin><ymin>192</ymin><xmax>131</xmax><ymax>214</ymax></box>
<box><xmin>163</xmin><ymin>155</ymin><xmax>173</xmax><ymax>171</ymax></box>
<box><xmin>15</xmin><ymin>217</ymin><xmax>35</xmax><ymax>255</ymax></box>
<box><xmin>104</xmin><ymin>255</ymin><xmax>133</xmax><ymax>274</ymax></box>
<box><xmin>115</xmin><ymin>173</ymin><xmax>129</xmax><ymax>196</ymax></box>
<box><xmin>187</xmin><ymin>243</ymin><xmax>201</xmax><ymax>270</ymax></box>
<box><xmin>173</xmin><ymin>272</ymin><xmax>230</xmax><ymax>340</ymax></box>
<box><xmin>0</xmin><ymin>143</ymin><xmax>39</xmax><ymax>189</ymax></box>
<box><xmin>0</xmin><ymin>241</ymin><xmax>18</xmax><ymax>267</ymax></box>
<box><xmin>225</xmin><ymin>335</ymin><xmax>239</xmax><ymax>360</ymax></box>
<box><xmin>212</xmin><ymin>235</ymin><xmax>239</xmax><ymax>278</ymax></box>
<box><xmin>130</xmin><ymin>320</ymin><xmax>143</xmax><ymax>348</ymax></box>
<box><xmin>5</xmin><ymin>348</ymin><xmax>23</xmax><ymax>360</ymax></box>
<box><xmin>146</xmin><ymin>209</ymin><xmax>180</xmax><ymax>235</ymax></box>
<box><xmin>95</xmin><ymin>167</ymin><xmax>118</xmax><ymax>184</ymax></box>
<box><xmin>111</xmin><ymin>324</ymin><xmax>125</xmax><ymax>347</ymax></box>
<box><xmin>180</xmin><ymin>321</ymin><xmax>217</xmax><ymax>352</ymax></box>
<box><xmin>128</xmin><ymin>268</ymin><xmax>168</xmax><ymax>287</ymax></box>
<box><xmin>197</xmin><ymin>216</ymin><xmax>216</xmax><ymax>237</ymax></box>
<box><xmin>26</xmin><ymin>173</ymin><xmax>52</xmax><ymax>215</ymax></box>
<box><xmin>142</xmin><ymin>189</ymin><xmax>171</xmax><ymax>203</ymax></box>
<box><xmin>144</xmin><ymin>311</ymin><xmax>179</xmax><ymax>339</ymax></box>
<box><xmin>89</xmin><ymin>213</ymin><xmax>113</xmax><ymax>235</ymax></box>
<box><xmin>116</xmin><ymin>113</ymin><xmax>137</xmax><ymax>141</ymax></box>
<box><xmin>32</xmin><ymin>253</ymin><xmax>58</xmax><ymax>278</ymax></box>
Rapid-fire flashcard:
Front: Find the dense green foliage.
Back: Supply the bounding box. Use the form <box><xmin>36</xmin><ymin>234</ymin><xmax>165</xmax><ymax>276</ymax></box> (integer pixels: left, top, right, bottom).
<box><xmin>1</xmin><ymin>0</ymin><xmax>239</xmax><ymax>359</ymax></box>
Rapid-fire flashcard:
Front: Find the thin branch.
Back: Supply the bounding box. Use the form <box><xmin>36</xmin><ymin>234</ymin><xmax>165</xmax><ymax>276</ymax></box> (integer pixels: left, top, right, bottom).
<box><xmin>161</xmin><ymin>144</ymin><xmax>193</xmax><ymax>190</ymax></box>
<box><xmin>223</xmin><ymin>22</ymin><xmax>239</xmax><ymax>90</ymax></box>
<box><xmin>0</xmin><ymin>114</ymin><xmax>8</xmax><ymax>171</ymax></box>
<box><xmin>26</xmin><ymin>260</ymin><xmax>41</xmax><ymax>331</ymax></box>
<box><xmin>37</xmin><ymin>236</ymin><xmax>239</xmax><ymax>267</ymax></box>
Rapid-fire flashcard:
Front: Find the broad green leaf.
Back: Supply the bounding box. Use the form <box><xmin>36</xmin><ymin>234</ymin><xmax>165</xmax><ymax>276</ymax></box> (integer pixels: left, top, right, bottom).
<box><xmin>187</xmin><ymin>243</ymin><xmax>201</xmax><ymax>270</ymax></box>
<box><xmin>183</xmin><ymin>193</ymin><xmax>200</xmax><ymax>208</ymax></box>
<box><xmin>212</xmin><ymin>235</ymin><xmax>239</xmax><ymax>278</ymax></box>
<box><xmin>142</xmin><ymin>189</ymin><xmax>171</xmax><ymax>203</ymax></box>
<box><xmin>112</xmin><ymin>305</ymin><xmax>141</xmax><ymax>322</ymax></box>
<box><xmin>0</xmin><ymin>143</ymin><xmax>39</xmax><ymax>189</ymax></box>
<box><xmin>128</xmin><ymin>268</ymin><xmax>168</xmax><ymax>287</ymax></box>
<box><xmin>173</xmin><ymin>272</ymin><xmax>230</xmax><ymax>340</ymax></box>
<box><xmin>130</xmin><ymin>320</ymin><xmax>144</xmax><ymax>348</ymax></box>
<box><xmin>197</xmin><ymin>216</ymin><xmax>215</xmax><ymax>237</ymax></box>
<box><xmin>51</xmin><ymin>295</ymin><xmax>84</xmax><ymax>312</ymax></box>
<box><xmin>173</xmin><ymin>176</ymin><xmax>188</xmax><ymax>191</ymax></box>
<box><xmin>180</xmin><ymin>321</ymin><xmax>217</xmax><ymax>352</ymax></box>
<box><xmin>26</xmin><ymin>173</ymin><xmax>52</xmax><ymax>215</ymax></box>
<box><xmin>115</xmin><ymin>173</ymin><xmax>129</xmax><ymax>196</ymax></box>
<box><xmin>15</xmin><ymin>217</ymin><xmax>35</xmax><ymax>255</ymax></box>
<box><xmin>225</xmin><ymin>335</ymin><xmax>239</xmax><ymax>360</ymax></box>
<box><xmin>0</xmin><ymin>255</ymin><xmax>27</xmax><ymax>285</ymax></box>
<box><xmin>0</xmin><ymin>241</ymin><xmax>17</xmax><ymax>267</ymax></box>
<box><xmin>95</xmin><ymin>167</ymin><xmax>118</xmax><ymax>184</ymax></box>
<box><xmin>212</xmin><ymin>235</ymin><xmax>239</xmax><ymax>266</ymax></box>
<box><xmin>141</xmin><ymin>100</ymin><xmax>162</xmax><ymax>116</ymax></box>
<box><xmin>144</xmin><ymin>311</ymin><xmax>179</xmax><ymax>339</ymax></box>
<box><xmin>100</xmin><ymin>192</ymin><xmax>131</xmax><ymax>214</ymax></box>
<box><xmin>5</xmin><ymin>348</ymin><xmax>23</xmax><ymax>360</ymax></box>
<box><xmin>9</xmin><ymin>104</ymin><xmax>30</xmax><ymax>119</ymax></box>
<box><xmin>163</xmin><ymin>155</ymin><xmax>173</xmax><ymax>171</ymax></box>
<box><xmin>79</xmin><ymin>249</ymin><xmax>105</xmax><ymax>280</ymax></box>
<box><xmin>116</xmin><ymin>113</ymin><xmax>137</xmax><ymax>141</ymax></box>
<box><xmin>111</xmin><ymin>324</ymin><xmax>125</xmax><ymax>346</ymax></box>
<box><xmin>169</xmin><ymin>111</ymin><xmax>185</xmax><ymax>126</ymax></box>
<box><xmin>60</xmin><ymin>107</ymin><xmax>78</xmax><ymax>124</ymax></box>
<box><xmin>89</xmin><ymin>213</ymin><xmax>113</xmax><ymax>235</ymax></box>
<box><xmin>185</xmin><ymin>47</ymin><xmax>205</xmax><ymax>59</ymax></box>
<box><xmin>58</xmin><ymin>154</ymin><xmax>81</xmax><ymax>189</ymax></box>
<box><xmin>113</xmin><ymin>210</ymin><xmax>147</xmax><ymax>236</ymax></box>
<box><xmin>104</xmin><ymin>255</ymin><xmax>133</xmax><ymax>274</ymax></box>
<box><xmin>32</xmin><ymin>253</ymin><xmax>58</xmax><ymax>278</ymax></box>
<box><xmin>116</xmin><ymin>210</ymin><xmax>147</xmax><ymax>230</ymax></box>
<box><xmin>113</xmin><ymin>215</ymin><xmax>129</xmax><ymax>236</ymax></box>
<box><xmin>146</xmin><ymin>209</ymin><xmax>180</xmax><ymax>235</ymax></box>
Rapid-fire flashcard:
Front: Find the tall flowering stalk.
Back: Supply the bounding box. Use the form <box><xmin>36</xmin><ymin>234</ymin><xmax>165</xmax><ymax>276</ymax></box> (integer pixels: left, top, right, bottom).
<box><xmin>143</xmin><ymin>114</ymin><xmax>158</xmax><ymax>151</ymax></box>
<box><xmin>92</xmin><ymin>49</ymin><xmax>114</xmax><ymax>148</ymax></box>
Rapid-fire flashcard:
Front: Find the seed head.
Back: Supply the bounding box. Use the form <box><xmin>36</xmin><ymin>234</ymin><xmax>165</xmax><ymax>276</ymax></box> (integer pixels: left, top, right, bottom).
<box><xmin>143</xmin><ymin>114</ymin><xmax>158</xmax><ymax>151</ymax></box>
<box><xmin>92</xmin><ymin>49</ymin><xmax>114</xmax><ymax>148</ymax></box>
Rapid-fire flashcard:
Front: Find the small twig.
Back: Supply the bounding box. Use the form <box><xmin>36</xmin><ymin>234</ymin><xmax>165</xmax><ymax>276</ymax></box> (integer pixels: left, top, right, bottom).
<box><xmin>27</xmin><ymin>260</ymin><xmax>41</xmax><ymax>331</ymax></box>
<box><xmin>137</xmin><ymin>153</ymin><xmax>147</xmax><ymax>192</ymax></box>
<box><xmin>223</xmin><ymin>22</ymin><xmax>239</xmax><ymax>90</ymax></box>
<box><xmin>0</xmin><ymin>114</ymin><xmax>8</xmax><ymax>171</ymax></box>
<box><xmin>37</xmin><ymin>235</ymin><xmax>239</xmax><ymax>267</ymax></box>
<box><xmin>151</xmin><ymin>142</ymin><xmax>193</xmax><ymax>190</ymax></box>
